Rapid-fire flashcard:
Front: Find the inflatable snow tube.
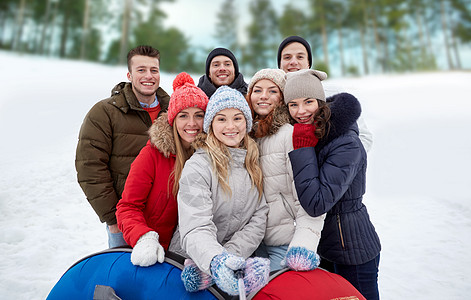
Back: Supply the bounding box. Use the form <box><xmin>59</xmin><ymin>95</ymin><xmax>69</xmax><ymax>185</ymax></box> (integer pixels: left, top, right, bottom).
<box><xmin>252</xmin><ymin>268</ymin><xmax>366</xmax><ymax>300</ymax></box>
<box><xmin>47</xmin><ymin>248</ymin><xmax>365</xmax><ymax>299</ymax></box>
<box><xmin>46</xmin><ymin>248</ymin><xmax>227</xmax><ymax>300</ymax></box>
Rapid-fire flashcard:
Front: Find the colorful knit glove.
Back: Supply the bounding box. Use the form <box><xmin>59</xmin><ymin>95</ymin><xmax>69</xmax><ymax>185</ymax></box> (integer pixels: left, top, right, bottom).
<box><xmin>243</xmin><ymin>257</ymin><xmax>270</xmax><ymax>294</ymax></box>
<box><xmin>181</xmin><ymin>258</ymin><xmax>215</xmax><ymax>292</ymax></box>
<box><xmin>130</xmin><ymin>231</ymin><xmax>165</xmax><ymax>267</ymax></box>
<box><xmin>284</xmin><ymin>246</ymin><xmax>320</xmax><ymax>271</ymax></box>
<box><xmin>292</xmin><ymin>123</ymin><xmax>318</xmax><ymax>150</ymax></box>
<box><xmin>210</xmin><ymin>252</ymin><xmax>246</xmax><ymax>296</ymax></box>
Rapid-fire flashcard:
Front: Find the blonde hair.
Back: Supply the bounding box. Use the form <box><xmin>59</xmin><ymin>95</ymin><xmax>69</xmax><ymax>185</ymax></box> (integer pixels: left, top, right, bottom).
<box><xmin>171</xmin><ymin>124</ymin><xmax>194</xmax><ymax>196</ymax></box>
<box><xmin>204</xmin><ymin>128</ymin><xmax>263</xmax><ymax>200</ymax></box>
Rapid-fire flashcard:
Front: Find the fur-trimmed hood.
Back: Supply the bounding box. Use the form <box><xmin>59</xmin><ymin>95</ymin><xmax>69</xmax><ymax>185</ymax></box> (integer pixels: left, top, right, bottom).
<box><xmin>190</xmin><ymin>132</ymin><xmax>208</xmax><ymax>150</ymax></box>
<box><xmin>148</xmin><ymin>112</ymin><xmax>176</xmax><ymax>157</ymax></box>
<box><xmin>318</xmin><ymin>92</ymin><xmax>361</xmax><ymax>148</ymax></box>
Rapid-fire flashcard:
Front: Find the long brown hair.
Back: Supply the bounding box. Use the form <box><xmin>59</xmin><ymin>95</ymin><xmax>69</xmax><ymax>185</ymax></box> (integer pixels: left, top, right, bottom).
<box><xmin>246</xmin><ymin>89</ymin><xmax>283</xmax><ymax>139</ymax></box>
<box><xmin>312</xmin><ymin>100</ymin><xmax>331</xmax><ymax>139</ymax></box>
<box><xmin>171</xmin><ymin>124</ymin><xmax>195</xmax><ymax>196</ymax></box>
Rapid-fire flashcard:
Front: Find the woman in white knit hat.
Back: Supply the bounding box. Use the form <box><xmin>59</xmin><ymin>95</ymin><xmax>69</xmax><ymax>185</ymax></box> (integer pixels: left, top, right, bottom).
<box><xmin>285</xmin><ymin>69</ymin><xmax>381</xmax><ymax>300</ymax></box>
<box><xmin>178</xmin><ymin>86</ymin><xmax>270</xmax><ymax>297</ymax></box>
<box><xmin>246</xmin><ymin>68</ymin><xmax>325</xmax><ymax>272</ymax></box>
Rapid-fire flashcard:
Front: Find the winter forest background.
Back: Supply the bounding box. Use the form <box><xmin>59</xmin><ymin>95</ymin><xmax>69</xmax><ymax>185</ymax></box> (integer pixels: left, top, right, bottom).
<box><xmin>1</xmin><ymin>0</ymin><xmax>471</xmax><ymax>299</ymax></box>
<box><xmin>1</xmin><ymin>0</ymin><xmax>470</xmax><ymax>76</ymax></box>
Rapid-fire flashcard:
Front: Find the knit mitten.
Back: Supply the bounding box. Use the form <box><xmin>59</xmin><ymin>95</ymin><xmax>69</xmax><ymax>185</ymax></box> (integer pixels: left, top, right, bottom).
<box><xmin>292</xmin><ymin>123</ymin><xmax>318</xmax><ymax>149</ymax></box>
<box><xmin>131</xmin><ymin>231</ymin><xmax>165</xmax><ymax>267</ymax></box>
<box><xmin>284</xmin><ymin>246</ymin><xmax>320</xmax><ymax>271</ymax></box>
<box><xmin>210</xmin><ymin>251</ymin><xmax>246</xmax><ymax>296</ymax></box>
<box><xmin>243</xmin><ymin>257</ymin><xmax>270</xmax><ymax>294</ymax></box>
<box><xmin>181</xmin><ymin>258</ymin><xmax>215</xmax><ymax>292</ymax></box>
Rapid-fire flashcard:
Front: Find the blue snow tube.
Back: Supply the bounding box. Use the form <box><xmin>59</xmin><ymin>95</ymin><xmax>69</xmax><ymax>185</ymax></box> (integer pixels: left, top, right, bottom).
<box><xmin>46</xmin><ymin>248</ymin><xmax>228</xmax><ymax>300</ymax></box>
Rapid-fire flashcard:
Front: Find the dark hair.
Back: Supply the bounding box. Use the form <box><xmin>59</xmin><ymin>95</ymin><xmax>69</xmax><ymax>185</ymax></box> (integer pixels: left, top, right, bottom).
<box><xmin>313</xmin><ymin>100</ymin><xmax>331</xmax><ymax>139</ymax></box>
<box><xmin>127</xmin><ymin>45</ymin><xmax>160</xmax><ymax>72</ymax></box>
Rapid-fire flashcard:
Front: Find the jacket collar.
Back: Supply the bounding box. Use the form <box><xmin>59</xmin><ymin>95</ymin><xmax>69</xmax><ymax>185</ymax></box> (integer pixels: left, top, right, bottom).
<box><xmin>197</xmin><ymin>73</ymin><xmax>248</xmax><ymax>98</ymax></box>
<box><xmin>148</xmin><ymin>112</ymin><xmax>176</xmax><ymax>157</ymax></box>
<box><xmin>110</xmin><ymin>82</ymin><xmax>170</xmax><ymax>113</ymax></box>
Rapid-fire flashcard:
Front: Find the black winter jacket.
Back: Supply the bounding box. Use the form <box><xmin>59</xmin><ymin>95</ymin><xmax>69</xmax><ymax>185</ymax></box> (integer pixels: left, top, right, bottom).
<box><xmin>197</xmin><ymin>73</ymin><xmax>248</xmax><ymax>98</ymax></box>
<box><xmin>289</xmin><ymin>93</ymin><xmax>381</xmax><ymax>265</ymax></box>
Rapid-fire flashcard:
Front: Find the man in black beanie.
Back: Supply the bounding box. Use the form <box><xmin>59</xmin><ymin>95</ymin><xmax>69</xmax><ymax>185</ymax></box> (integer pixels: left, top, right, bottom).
<box><xmin>277</xmin><ymin>35</ymin><xmax>313</xmax><ymax>73</ymax></box>
<box><xmin>277</xmin><ymin>35</ymin><xmax>374</xmax><ymax>153</ymax></box>
<box><xmin>197</xmin><ymin>47</ymin><xmax>248</xmax><ymax>98</ymax></box>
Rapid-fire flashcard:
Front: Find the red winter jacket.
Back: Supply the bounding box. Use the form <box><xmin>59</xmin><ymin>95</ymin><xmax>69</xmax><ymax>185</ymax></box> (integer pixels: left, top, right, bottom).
<box><xmin>116</xmin><ymin>113</ymin><xmax>178</xmax><ymax>249</ymax></box>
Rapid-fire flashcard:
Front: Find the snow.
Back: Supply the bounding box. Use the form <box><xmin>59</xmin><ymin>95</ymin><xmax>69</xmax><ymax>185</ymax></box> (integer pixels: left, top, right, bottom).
<box><xmin>0</xmin><ymin>51</ymin><xmax>470</xmax><ymax>299</ymax></box>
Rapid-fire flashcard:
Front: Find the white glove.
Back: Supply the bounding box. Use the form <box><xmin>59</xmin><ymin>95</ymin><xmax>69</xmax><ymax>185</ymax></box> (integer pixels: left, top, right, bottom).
<box><xmin>131</xmin><ymin>231</ymin><xmax>165</xmax><ymax>267</ymax></box>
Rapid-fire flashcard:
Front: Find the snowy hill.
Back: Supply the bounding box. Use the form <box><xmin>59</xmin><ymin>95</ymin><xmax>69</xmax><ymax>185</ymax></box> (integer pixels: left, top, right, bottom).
<box><xmin>0</xmin><ymin>51</ymin><xmax>470</xmax><ymax>299</ymax></box>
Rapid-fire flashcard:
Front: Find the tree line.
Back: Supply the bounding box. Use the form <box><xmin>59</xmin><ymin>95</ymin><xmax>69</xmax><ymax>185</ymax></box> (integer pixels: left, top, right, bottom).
<box><xmin>1</xmin><ymin>0</ymin><xmax>469</xmax><ymax>76</ymax></box>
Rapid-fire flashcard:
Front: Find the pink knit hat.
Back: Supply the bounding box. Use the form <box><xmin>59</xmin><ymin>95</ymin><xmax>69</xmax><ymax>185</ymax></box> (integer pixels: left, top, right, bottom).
<box><xmin>167</xmin><ymin>72</ymin><xmax>209</xmax><ymax>125</ymax></box>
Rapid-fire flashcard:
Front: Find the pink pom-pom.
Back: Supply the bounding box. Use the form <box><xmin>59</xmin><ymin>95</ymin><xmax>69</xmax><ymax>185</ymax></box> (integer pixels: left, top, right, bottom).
<box><xmin>173</xmin><ymin>72</ymin><xmax>194</xmax><ymax>91</ymax></box>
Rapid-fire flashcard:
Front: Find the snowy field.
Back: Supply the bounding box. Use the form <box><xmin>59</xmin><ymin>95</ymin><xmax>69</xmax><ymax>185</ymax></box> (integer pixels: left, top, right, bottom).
<box><xmin>0</xmin><ymin>50</ymin><xmax>470</xmax><ymax>299</ymax></box>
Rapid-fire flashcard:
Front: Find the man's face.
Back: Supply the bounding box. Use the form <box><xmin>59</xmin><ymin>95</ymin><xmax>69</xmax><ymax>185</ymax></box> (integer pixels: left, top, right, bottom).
<box><xmin>127</xmin><ymin>55</ymin><xmax>160</xmax><ymax>101</ymax></box>
<box><xmin>209</xmin><ymin>55</ymin><xmax>236</xmax><ymax>87</ymax></box>
<box><xmin>280</xmin><ymin>42</ymin><xmax>310</xmax><ymax>73</ymax></box>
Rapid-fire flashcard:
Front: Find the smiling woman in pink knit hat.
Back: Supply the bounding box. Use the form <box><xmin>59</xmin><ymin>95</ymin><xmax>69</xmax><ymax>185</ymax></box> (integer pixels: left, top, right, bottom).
<box><xmin>116</xmin><ymin>72</ymin><xmax>209</xmax><ymax>267</ymax></box>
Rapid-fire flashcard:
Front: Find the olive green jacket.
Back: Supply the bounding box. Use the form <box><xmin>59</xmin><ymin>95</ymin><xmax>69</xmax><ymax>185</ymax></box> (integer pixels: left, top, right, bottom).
<box><xmin>75</xmin><ymin>82</ymin><xmax>170</xmax><ymax>225</ymax></box>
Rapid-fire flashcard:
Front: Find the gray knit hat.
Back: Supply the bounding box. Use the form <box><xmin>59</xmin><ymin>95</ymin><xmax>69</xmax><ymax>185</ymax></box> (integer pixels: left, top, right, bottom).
<box><xmin>203</xmin><ymin>86</ymin><xmax>253</xmax><ymax>133</ymax></box>
<box><xmin>283</xmin><ymin>69</ymin><xmax>328</xmax><ymax>104</ymax></box>
<box><xmin>248</xmin><ymin>68</ymin><xmax>286</xmax><ymax>93</ymax></box>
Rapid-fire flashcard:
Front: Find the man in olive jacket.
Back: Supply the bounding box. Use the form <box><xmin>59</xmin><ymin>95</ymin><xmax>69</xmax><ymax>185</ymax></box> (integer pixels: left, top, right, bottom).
<box><xmin>75</xmin><ymin>45</ymin><xmax>170</xmax><ymax>248</ymax></box>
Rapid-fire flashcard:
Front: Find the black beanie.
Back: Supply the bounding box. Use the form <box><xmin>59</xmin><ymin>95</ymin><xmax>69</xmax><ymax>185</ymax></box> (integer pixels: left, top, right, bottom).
<box><xmin>277</xmin><ymin>36</ymin><xmax>312</xmax><ymax>68</ymax></box>
<box><xmin>205</xmin><ymin>48</ymin><xmax>239</xmax><ymax>78</ymax></box>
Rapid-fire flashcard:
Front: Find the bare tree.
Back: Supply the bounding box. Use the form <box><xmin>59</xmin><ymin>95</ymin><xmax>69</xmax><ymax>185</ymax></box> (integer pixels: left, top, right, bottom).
<box><xmin>12</xmin><ymin>0</ymin><xmax>27</xmax><ymax>51</ymax></box>
<box><xmin>440</xmin><ymin>0</ymin><xmax>455</xmax><ymax>69</ymax></box>
<box><xmin>119</xmin><ymin>0</ymin><xmax>132</xmax><ymax>65</ymax></box>
<box><xmin>80</xmin><ymin>0</ymin><xmax>90</xmax><ymax>59</ymax></box>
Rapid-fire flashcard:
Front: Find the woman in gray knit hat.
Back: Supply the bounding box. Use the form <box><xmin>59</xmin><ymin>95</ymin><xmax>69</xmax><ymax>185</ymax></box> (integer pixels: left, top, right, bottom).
<box><xmin>285</xmin><ymin>69</ymin><xmax>381</xmax><ymax>300</ymax></box>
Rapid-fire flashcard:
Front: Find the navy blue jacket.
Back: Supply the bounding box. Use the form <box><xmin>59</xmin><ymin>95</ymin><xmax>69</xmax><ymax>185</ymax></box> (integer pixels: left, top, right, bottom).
<box><xmin>289</xmin><ymin>93</ymin><xmax>381</xmax><ymax>265</ymax></box>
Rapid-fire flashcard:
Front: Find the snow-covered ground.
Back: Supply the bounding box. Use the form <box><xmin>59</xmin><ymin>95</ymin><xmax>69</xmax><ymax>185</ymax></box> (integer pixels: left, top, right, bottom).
<box><xmin>0</xmin><ymin>51</ymin><xmax>470</xmax><ymax>299</ymax></box>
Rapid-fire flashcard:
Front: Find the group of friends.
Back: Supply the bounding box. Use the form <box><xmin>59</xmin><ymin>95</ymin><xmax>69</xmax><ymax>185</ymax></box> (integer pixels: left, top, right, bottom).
<box><xmin>75</xmin><ymin>36</ymin><xmax>381</xmax><ymax>299</ymax></box>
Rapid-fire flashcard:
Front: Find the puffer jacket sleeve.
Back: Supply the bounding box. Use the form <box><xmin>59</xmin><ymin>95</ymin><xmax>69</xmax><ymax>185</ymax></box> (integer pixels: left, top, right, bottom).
<box><xmin>289</xmin><ymin>208</ymin><xmax>325</xmax><ymax>251</ymax></box>
<box><xmin>289</xmin><ymin>135</ymin><xmax>363</xmax><ymax>217</ymax></box>
<box><xmin>285</xmin><ymin>128</ymin><xmax>326</xmax><ymax>252</ymax></box>
<box><xmin>357</xmin><ymin>115</ymin><xmax>373</xmax><ymax>152</ymax></box>
<box><xmin>75</xmin><ymin>101</ymin><xmax>117</xmax><ymax>225</ymax></box>
<box><xmin>177</xmin><ymin>156</ymin><xmax>225</xmax><ymax>274</ymax></box>
<box><xmin>116</xmin><ymin>145</ymin><xmax>155</xmax><ymax>247</ymax></box>
<box><xmin>223</xmin><ymin>194</ymin><xmax>268</xmax><ymax>259</ymax></box>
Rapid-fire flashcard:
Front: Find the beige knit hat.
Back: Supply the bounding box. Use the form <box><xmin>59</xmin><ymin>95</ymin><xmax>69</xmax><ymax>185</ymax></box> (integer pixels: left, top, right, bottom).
<box><xmin>248</xmin><ymin>68</ymin><xmax>286</xmax><ymax>93</ymax></box>
<box><xmin>283</xmin><ymin>69</ymin><xmax>328</xmax><ymax>104</ymax></box>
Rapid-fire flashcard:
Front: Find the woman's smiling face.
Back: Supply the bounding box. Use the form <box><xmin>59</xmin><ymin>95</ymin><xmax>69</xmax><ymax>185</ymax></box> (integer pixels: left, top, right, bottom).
<box><xmin>287</xmin><ymin>98</ymin><xmax>319</xmax><ymax>124</ymax></box>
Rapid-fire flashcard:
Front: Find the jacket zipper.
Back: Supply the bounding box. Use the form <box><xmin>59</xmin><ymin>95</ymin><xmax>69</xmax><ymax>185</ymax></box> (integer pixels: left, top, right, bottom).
<box><xmin>337</xmin><ymin>214</ymin><xmax>346</xmax><ymax>250</ymax></box>
<box><xmin>280</xmin><ymin>193</ymin><xmax>296</xmax><ymax>227</ymax></box>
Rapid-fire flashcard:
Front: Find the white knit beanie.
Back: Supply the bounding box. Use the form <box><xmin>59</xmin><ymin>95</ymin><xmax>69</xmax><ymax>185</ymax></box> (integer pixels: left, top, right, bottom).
<box><xmin>203</xmin><ymin>86</ymin><xmax>253</xmax><ymax>133</ymax></box>
<box><xmin>248</xmin><ymin>68</ymin><xmax>286</xmax><ymax>93</ymax></box>
<box><xmin>283</xmin><ymin>69</ymin><xmax>328</xmax><ymax>104</ymax></box>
